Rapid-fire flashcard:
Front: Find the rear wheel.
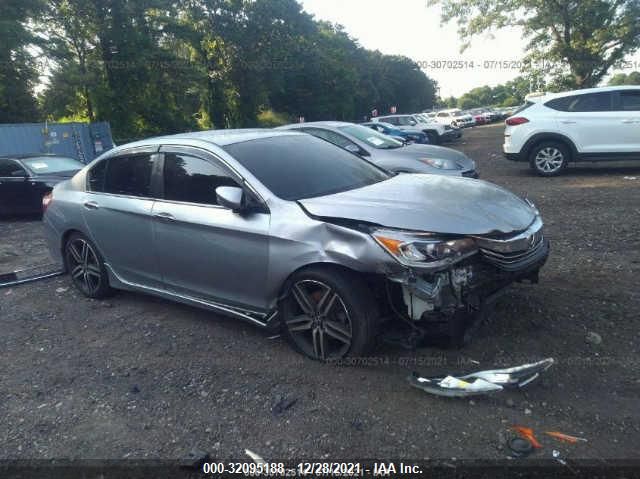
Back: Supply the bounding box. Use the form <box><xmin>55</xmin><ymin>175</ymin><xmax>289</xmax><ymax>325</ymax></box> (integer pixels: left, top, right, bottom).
<box><xmin>65</xmin><ymin>233</ymin><xmax>113</xmax><ymax>299</ymax></box>
<box><xmin>529</xmin><ymin>141</ymin><xmax>569</xmax><ymax>176</ymax></box>
<box><xmin>281</xmin><ymin>267</ymin><xmax>378</xmax><ymax>361</ymax></box>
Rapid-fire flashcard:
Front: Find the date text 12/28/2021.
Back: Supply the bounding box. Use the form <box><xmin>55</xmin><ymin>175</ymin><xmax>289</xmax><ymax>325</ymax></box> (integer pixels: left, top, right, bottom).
<box><xmin>201</xmin><ymin>461</ymin><xmax>423</xmax><ymax>476</ymax></box>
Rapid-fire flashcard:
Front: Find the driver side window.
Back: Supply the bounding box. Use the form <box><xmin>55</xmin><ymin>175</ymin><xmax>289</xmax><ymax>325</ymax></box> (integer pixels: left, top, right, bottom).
<box><xmin>162</xmin><ymin>153</ymin><xmax>238</xmax><ymax>206</ymax></box>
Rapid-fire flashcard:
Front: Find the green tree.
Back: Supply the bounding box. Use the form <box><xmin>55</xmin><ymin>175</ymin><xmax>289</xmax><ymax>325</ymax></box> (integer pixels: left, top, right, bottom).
<box><xmin>431</xmin><ymin>0</ymin><xmax>640</xmax><ymax>89</ymax></box>
<box><xmin>0</xmin><ymin>0</ymin><xmax>42</xmax><ymax>123</ymax></box>
<box><xmin>609</xmin><ymin>71</ymin><xmax>640</xmax><ymax>85</ymax></box>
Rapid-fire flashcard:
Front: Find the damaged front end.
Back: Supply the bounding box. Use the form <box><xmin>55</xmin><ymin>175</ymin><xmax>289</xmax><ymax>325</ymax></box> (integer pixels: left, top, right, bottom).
<box><xmin>377</xmin><ymin>216</ymin><xmax>549</xmax><ymax>343</ymax></box>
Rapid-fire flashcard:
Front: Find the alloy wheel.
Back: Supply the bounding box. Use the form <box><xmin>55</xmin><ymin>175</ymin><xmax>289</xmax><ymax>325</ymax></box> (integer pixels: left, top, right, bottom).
<box><xmin>66</xmin><ymin>238</ymin><xmax>102</xmax><ymax>296</ymax></box>
<box><xmin>285</xmin><ymin>280</ymin><xmax>353</xmax><ymax>360</ymax></box>
<box><xmin>534</xmin><ymin>147</ymin><xmax>564</xmax><ymax>173</ymax></box>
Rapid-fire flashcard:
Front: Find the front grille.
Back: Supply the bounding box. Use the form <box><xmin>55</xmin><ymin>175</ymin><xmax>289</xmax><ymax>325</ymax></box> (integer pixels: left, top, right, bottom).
<box><xmin>480</xmin><ymin>236</ymin><xmax>547</xmax><ymax>272</ymax></box>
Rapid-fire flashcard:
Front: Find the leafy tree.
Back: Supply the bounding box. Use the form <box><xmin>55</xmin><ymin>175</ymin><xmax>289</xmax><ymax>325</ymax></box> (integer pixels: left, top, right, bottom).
<box><xmin>431</xmin><ymin>0</ymin><xmax>640</xmax><ymax>89</ymax></box>
<box><xmin>33</xmin><ymin>0</ymin><xmax>439</xmax><ymax>137</ymax></box>
<box><xmin>609</xmin><ymin>71</ymin><xmax>640</xmax><ymax>85</ymax></box>
<box><xmin>0</xmin><ymin>0</ymin><xmax>43</xmax><ymax>123</ymax></box>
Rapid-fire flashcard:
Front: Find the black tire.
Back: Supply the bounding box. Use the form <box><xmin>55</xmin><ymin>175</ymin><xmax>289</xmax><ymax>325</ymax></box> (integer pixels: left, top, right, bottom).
<box><xmin>528</xmin><ymin>141</ymin><xmax>569</xmax><ymax>176</ymax></box>
<box><xmin>64</xmin><ymin>232</ymin><xmax>114</xmax><ymax>299</ymax></box>
<box><xmin>425</xmin><ymin>130</ymin><xmax>440</xmax><ymax>145</ymax></box>
<box><xmin>280</xmin><ymin>266</ymin><xmax>379</xmax><ymax>361</ymax></box>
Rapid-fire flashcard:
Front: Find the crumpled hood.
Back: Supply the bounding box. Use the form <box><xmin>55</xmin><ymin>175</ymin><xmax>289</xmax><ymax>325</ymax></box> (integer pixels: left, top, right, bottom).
<box><xmin>299</xmin><ymin>174</ymin><xmax>537</xmax><ymax>236</ymax></box>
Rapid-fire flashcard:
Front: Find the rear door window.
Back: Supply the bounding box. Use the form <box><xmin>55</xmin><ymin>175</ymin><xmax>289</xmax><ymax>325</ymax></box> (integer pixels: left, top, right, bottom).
<box><xmin>0</xmin><ymin>159</ymin><xmax>27</xmax><ymax>177</ymax></box>
<box><xmin>87</xmin><ymin>159</ymin><xmax>107</xmax><ymax>192</ymax></box>
<box><xmin>162</xmin><ymin>153</ymin><xmax>238</xmax><ymax>206</ymax></box>
<box><xmin>103</xmin><ymin>154</ymin><xmax>154</xmax><ymax>197</ymax></box>
<box><xmin>618</xmin><ymin>90</ymin><xmax>640</xmax><ymax>111</ymax></box>
<box><xmin>547</xmin><ymin>93</ymin><xmax>613</xmax><ymax>112</ymax></box>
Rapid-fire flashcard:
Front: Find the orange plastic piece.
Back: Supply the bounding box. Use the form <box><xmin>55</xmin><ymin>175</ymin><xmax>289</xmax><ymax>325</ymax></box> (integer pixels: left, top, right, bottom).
<box><xmin>512</xmin><ymin>426</ymin><xmax>543</xmax><ymax>449</ymax></box>
<box><xmin>545</xmin><ymin>431</ymin><xmax>587</xmax><ymax>443</ymax></box>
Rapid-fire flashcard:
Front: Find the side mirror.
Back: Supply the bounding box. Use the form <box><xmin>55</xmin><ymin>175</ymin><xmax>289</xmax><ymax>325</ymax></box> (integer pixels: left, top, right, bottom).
<box><xmin>216</xmin><ymin>186</ymin><xmax>244</xmax><ymax>211</ymax></box>
<box><xmin>408</xmin><ymin>120</ymin><xmax>417</xmax><ymax>126</ymax></box>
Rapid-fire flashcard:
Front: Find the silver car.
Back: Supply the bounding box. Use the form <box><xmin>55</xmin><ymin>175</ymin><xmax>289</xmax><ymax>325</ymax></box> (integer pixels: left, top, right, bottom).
<box><xmin>278</xmin><ymin>122</ymin><xmax>477</xmax><ymax>177</ymax></box>
<box><xmin>44</xmin><ymin>129</ymin><xmax>548</xmax><ymax>360</ymax></box>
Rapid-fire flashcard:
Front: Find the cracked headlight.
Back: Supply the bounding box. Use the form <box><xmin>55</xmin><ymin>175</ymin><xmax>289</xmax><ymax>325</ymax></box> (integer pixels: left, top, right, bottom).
<box><xmin>373</xmin><ymin>229</ymin><xmax>478</xmax><ymax>268</ymax></box>
<box><xmin>419</xmin><ymin>158</ymin><xmax>460</xmax><ymax>170</ymax></box>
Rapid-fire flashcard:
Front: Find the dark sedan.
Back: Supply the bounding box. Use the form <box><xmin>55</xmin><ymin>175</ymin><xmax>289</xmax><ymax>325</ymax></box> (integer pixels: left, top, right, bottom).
<box><xmin>0</xmin><ymin>154</ymin><xmax>84</xmax><ymax>215</ymax></box>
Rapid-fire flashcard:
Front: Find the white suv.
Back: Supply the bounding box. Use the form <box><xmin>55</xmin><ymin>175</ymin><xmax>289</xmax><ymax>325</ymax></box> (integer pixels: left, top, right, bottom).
<box><xmin>503</xmin><ymin>86</ymin><xmax>640</xmax><ymax>176</ymax></box>
<box><xmin>435</xmin><ymin>108</ymin><xmax>475</xmax><ymax>128</ymax></box>
<box><xmin>373</xmin><ymin>114</ymin><xmax>453</xmax><ymax>144</ymax></box>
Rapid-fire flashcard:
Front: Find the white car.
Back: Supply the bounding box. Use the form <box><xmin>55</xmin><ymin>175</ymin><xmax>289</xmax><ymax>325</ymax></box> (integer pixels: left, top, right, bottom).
<box><xmin>435</xmin><ymin>109</ymin><xmax>476</xmax><ymax>128</ymax></box>
<box><xmin>503</xmin><ymin>86</ymin><xmax>640</xmax><ymax>176</ymax></box>
<box><xmin>373</xmin><ymin>114</ymin><xmax>456</xmax><ymax>144</ymax></box>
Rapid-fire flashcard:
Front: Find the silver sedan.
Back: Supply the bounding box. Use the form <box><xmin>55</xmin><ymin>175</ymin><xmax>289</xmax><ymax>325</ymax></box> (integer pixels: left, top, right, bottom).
<box><xmin>278</xmin><ymin>122</ymin><xmax>478</xmax><ymax>177</ymax></box>
<box><xmin>44</xmin><ymin>129</ymin><xmax>548</xmax><ymax>360</ymax></box>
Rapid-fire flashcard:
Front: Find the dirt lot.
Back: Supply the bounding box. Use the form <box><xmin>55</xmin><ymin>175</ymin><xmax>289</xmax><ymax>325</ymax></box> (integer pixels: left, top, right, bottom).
<box><xmin>1</xmin><ymin>124</ymin><xmax>639</xmax><ymax>464</ymax></box>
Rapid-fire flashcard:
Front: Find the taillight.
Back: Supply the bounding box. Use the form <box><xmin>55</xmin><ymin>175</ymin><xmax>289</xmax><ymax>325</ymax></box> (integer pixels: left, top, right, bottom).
<box><xmin>42</xmin><ymin>192</ymin><xmax>53</xmax><ymax>213</ymax></box>
<box><xmin>506</xmin><ymin>117</ymin><xmax>529</xmax><ymax>126</ymax></box>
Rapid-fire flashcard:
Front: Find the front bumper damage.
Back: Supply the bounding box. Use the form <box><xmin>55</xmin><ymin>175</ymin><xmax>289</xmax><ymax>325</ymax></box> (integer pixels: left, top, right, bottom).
<box><xmin>383</xmin><ymin>227</ymin><xmax>549</xmax><ymax>341</ymax></box>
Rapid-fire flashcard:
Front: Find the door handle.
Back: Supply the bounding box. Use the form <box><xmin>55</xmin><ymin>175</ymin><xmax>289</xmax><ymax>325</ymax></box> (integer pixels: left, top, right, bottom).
<box><xmin>84</xmin><ymin>201</ymin><xmax>99</xmax><ymax>210</ymax></box>
<box><xmin>153</xmin><ymin>212</ymin><xmax>176</xmax><ymax>221</ymax></box>
<box><xmin>560</xmin><ymin>120</ymin><xmax>577</xmax><ymax>124</ymax></box>
<box><xmin>621</xmin><ymin>119</ymin><xmax>638</xmax><ymax>124</ymax></box>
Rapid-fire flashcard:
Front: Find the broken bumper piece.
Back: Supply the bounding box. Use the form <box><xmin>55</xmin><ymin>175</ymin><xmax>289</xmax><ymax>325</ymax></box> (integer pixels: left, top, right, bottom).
<box><xmin>408</xmin><ymin>358</ymin><xmax>554</xmax><ymax>397</ymax></box>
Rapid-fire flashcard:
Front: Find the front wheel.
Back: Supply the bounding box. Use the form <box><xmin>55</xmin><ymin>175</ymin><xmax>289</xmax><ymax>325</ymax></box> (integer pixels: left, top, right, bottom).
<box><xmin>425</xmin><ymin>131</ymin><xmax>440</xmax><ymax>145</ymax></box>
<box><xmin>529</xmin><ymin>142</ymin><xmax>569</xmax><ymax>176</ymax></box>
<box><xmin>281</xmin><ymin>267</ymin><xmax>378</xmax><ymax>361</ymax></box>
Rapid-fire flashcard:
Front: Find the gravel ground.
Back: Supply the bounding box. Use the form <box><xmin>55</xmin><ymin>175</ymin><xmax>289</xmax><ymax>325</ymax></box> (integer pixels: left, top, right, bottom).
<box><xmin>1</xmin><ymin>124</ymin><xmax>639</xmax><ymax>463</ymax></box>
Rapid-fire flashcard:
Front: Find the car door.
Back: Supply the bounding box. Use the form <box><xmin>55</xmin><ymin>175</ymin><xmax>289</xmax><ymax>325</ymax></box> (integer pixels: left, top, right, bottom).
<box><xmin>614</xmin><ymin>89</ymin><xmax>640</xmax><ymax>152</ymax></box>
<box><xmin>0</xmin><ymin>159</ymin><xmax>31</xmax><ymax>215</ymax></box>
<box><xmin>152</xmin><ymin>146</ymin><xmax>270</xmax><ymax>311</ymax></box>
<box><xmin>553</xmin><ymin>92</ymin><xmax>618</xmax><ymax>154</ymax></box>
<box><xmin>82</xmin><ymin>147</ymin><xmax>162</xmax><ymax>288</ymax></box>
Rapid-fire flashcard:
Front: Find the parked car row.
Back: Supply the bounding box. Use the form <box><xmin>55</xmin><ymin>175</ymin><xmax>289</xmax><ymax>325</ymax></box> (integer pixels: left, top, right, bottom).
<box><xmin>369</xmin><ymin>113</ymin><xmax>462</xmax><ymax>145</ymax></box>
<box><xmin>41</xmin><ymin>124</ymin><xmax>549</xmax><ymax>360</ymax></box>
<box><xmin>424</xmin><ymin>107</ymin><xmax>516</xmax><ymax>128</ymax></box>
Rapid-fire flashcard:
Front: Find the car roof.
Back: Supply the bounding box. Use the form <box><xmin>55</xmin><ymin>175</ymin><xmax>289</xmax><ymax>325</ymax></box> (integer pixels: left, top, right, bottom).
<box><xmin>0</xmin><ymin>153</ymin><xmax>74</xmax><ymax>160</ymax></box>
<box><xmin>105</xmin><ymin>129</ymin><xmax>305</xmax><ymax>155</ymax></box>
<box><xmin>280</xmin><ymin>121</ymin><xmax>353</xmax><ymax>129</ymax></box>
<box><xmin>534</xmin><ymin>85</ymin><xmax>640</xmax><ymax>102</ymax></box>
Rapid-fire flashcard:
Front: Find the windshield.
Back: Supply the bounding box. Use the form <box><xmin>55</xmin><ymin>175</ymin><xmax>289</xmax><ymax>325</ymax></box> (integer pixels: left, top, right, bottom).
<box><xmin>223</xmin><ymin>135</ymin><xmax>390</xmax><ymax>201</ymax></box>
<box><xmin>338</xmin><ymin>125</ymin><xmax>403</xmax><ymax>149</ymax></box>
<box><xmin>414</xmin><ymin>114</ymin><xmax>430</xmax><ymax>123</ymax></box>
<box><xmin>21</xmin><ymin>156</ymin><xmax>84</xmax><ymax>174</ymax></box>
